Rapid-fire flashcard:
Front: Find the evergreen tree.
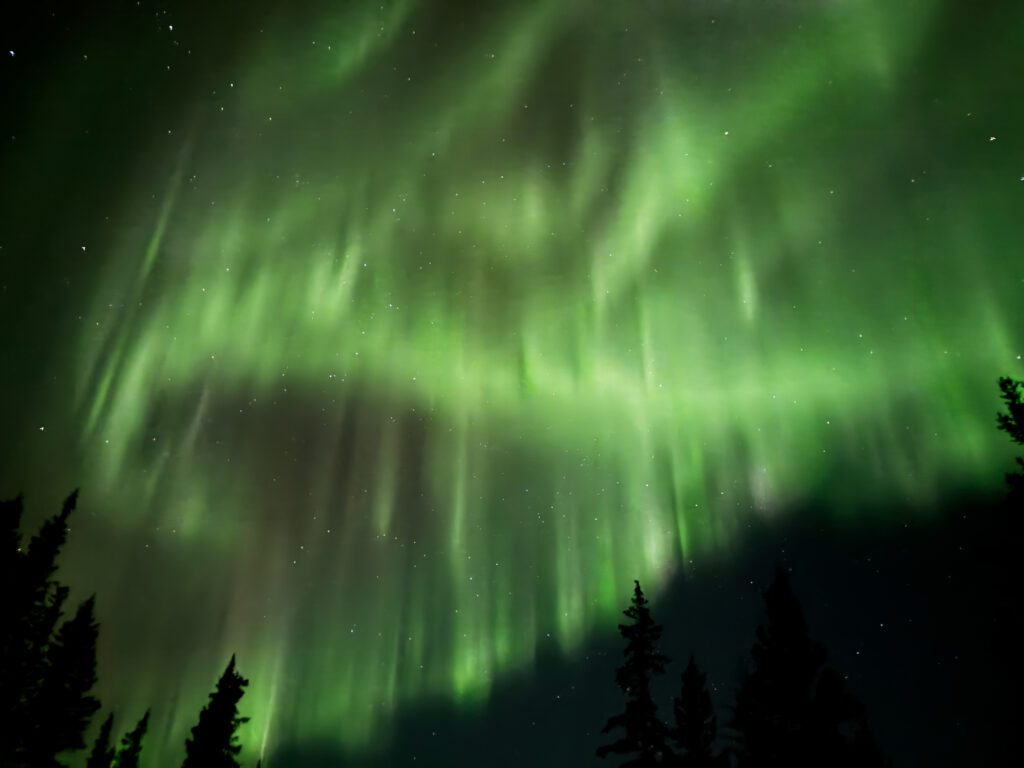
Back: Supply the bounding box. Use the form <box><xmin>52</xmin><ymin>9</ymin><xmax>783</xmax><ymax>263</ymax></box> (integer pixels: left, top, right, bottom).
<box><xmin>671</xmin><ymin>654</ymin><xmax>719</xmax><ymax>767</ymax></box>
<box><xmin>729</xmin><ymin>565</ymin><xmax>884</xmax><ymax>768</ymax></box>
<box><xmin>1</xmin><ymin>490</ymin><xmax>102</xmax><ymax>767</ymax></box>
<box><xmin>182</xmin><ymin>655</ymin><xmax>250</xmax><ymax>768</ymax></box>
<box><xmin>2</xmin><ymin>492</ymin><xmax>77</xmax><ymax>735</ymax></box>
<box><xmin>597</xmin><ymin>580</ymin><xmax>672</xmax><ymax>766</ymax></box>
<box><xmin>996</xmin><ymin>376</ymin><xmax>1024</xmax><ymax>503</ymax></box>
<box><xmin>24</xmin><ymin>595</ymin><xmax>102</xmax><ymax>762</ymax></box>
<box><xmin>115</xmin><ymin>710</ymin><xmax>150</xmax><ymax>768</ymax></box>
<box><xmin>87</xmin><ymin>713</ymin><xmax>116</xmax><ymax>768</ymax></box>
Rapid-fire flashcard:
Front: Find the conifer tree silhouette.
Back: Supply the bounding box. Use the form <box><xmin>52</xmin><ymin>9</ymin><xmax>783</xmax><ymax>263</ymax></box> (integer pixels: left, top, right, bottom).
<box><xmin>729</xmin><ymin>565</ymin><xmax>884</xmax><ymax>768</ymax></box>
<box><xmin>1</xmin><ymin>490</ymin><xmax>102</xmax><ymax>767</ymax></box>
<box><xmin>671</xmin><ymin>654</ymin><xmax>720</xmax><ymax>767</ymax></box>
<box><xmin>996</xmin><ymin>376</ymin><xmax>1024</xmax><ymax>503</ymax></box>
<box><xmin>182</xmin><ymin>655</ymin><xmax>250</xmax><ymax>767</ymax></box>
<box><xmin>3</xmin><ymin>492</ymin><xmax>76</xmax><ymax>735</ymax></box>
<box><xmin>86</xmin><ymin>712</ymin><xmax>116</xmax><ymax>768</ymax></box>
<box><xmin>115</xmin><ymin>709</ymin><xmax>150</xmax><ymax>768</ymax></box>
<box><xmin>597</xmin><ymin>580</ymin><xmax>672</xmax><ymax>766</ymax></box>
<box><xmin>30</xmin><ymin>596</ymin><xmax>102</xmax><ymax>755</ymax></box>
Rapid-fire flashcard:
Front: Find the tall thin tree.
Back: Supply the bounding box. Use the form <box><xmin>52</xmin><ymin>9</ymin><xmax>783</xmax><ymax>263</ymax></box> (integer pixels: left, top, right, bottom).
<box><xmin>115</xmin><ymin>709</ymin><xmax>150</xmax><ymax>768</ymax></box>
<box><xmin>2</xmin><ymin>492</ymin><xmax>77</xmax><ymax>737</ymax></box>
<box><xmin>597</xmin><ymin>580</ymin><xmax>672</xmax><ymax>766</ymax></box>
<box><xmin>86</xmin><ymin>712</ymin><xmax>116</xmax><ymax>768</ymax></box>
<box><xmin>2</xmin><ymin>490</ymin><xmax>102</xmax><ymax>767</ymax></box>
<box><xmin>24</xmin><ymin>596</ymin><xmax>102</xmax><ymax>762</ymax></box>
<box><xmin>182</xmin><ymin>655</ymin><xmax>250</xmax><ymax>768</ymax></box>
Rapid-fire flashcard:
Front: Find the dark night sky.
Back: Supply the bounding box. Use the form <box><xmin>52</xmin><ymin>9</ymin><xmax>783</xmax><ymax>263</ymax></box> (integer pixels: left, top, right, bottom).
<box><xmin>1</xmin><ymin>1</ymin><xmax>1021</xmax><ymax>765</ymax></box>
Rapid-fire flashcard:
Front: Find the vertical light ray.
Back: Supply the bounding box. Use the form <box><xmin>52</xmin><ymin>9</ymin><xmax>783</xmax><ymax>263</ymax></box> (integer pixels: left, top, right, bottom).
<box><xmin>30</xmin><ymin>0</ymin><xmax>1020</xmax><ymax>764</ymax></box>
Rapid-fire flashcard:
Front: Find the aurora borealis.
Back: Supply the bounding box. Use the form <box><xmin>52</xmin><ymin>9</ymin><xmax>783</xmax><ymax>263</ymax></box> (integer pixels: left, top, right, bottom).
<box><xmin>1</xmin><ymin>0</ymin><xmax>1022</xmax><ymax>764</ymax></box>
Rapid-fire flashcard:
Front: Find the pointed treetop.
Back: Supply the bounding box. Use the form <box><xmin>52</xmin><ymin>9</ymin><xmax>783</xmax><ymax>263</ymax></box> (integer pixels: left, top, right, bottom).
<box><xmin>38</xmin><ymin>593</ymin><xmax>102</xmax><ymax>753</ymax></box>
<box><xmin>116</xmin><ymin>709</ymin><xmax>151</xmax><ymax>768</ymax></box>
<box><xmin>86</xmin><ymin>712</ymin><xmax>116</xmax><ymax>768</ymax></box>
<box><xmin>62</xmin><ymin>488</ymin><xmax>80</xmax><ymax>518</ymax></box>
<box><xmin>23</xmin><ymin>490</ymin><xmax>82</xmax><ymax>595</ymax></box>
<box><xmin>1</xmin><ymin>489</ymin><xmax>100</xmax><ymax>767</ymax></box>
<box><xmin>182</xmin><ymin>654</ymin><xmax>250</xmax><ymax>768</ymax></box>
<box><xmin>630</xmin><ymin>579</ymin><xmax>649</xmax><ymax>605</ymax></box>
<box><xmin>598</xmin><ymin>580</ymin><xmax>672</xmax><ymax>764</ymax></box>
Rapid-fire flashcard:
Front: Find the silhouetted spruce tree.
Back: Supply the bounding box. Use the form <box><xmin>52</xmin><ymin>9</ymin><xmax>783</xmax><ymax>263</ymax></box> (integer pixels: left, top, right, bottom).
<box><xmin>729</xmin><ymin>566</ymin><xmax>884</xmax><ymax>768</ymax></box>
<box><xmin>115</xmin><ymin>709</ymin><xmax>150</xmax><ymax>768</ymax></box>
<box><xmin>182</xmin><ymin>655</ymin><xmax>250</xmax><ymax>768</ymax></box>
<box><xmin>670</xmin><ymin>654</ymin><xmax>720</xmax><ymax>767</ymax></box>
<box><xmin>597</xmin><ymin>580</ymin><xmax>672</xmax><ymax>766</ymax></box>
<box><xmin>86</xmin><ymin>712</ymin><xmax>116</xmax><ymax>768</ymax></box>
<box><xmin>1</xmin><ymin>490</ymin><xmax>103</xmax><ymax>767</ymax></box>
<box><xmin>997</xmin><ymin>376</ymin><xmax>1024</xmax><ymax>503</ymax></box>
<box><xmin>25</xmin><ymin>595</ymin><xmax>102</xmax><ymax>762</ymax></box>
<box><xmin>2</xmin><ymin>492</ymin><xmax>76</xmax><ymax>736</ymax></box>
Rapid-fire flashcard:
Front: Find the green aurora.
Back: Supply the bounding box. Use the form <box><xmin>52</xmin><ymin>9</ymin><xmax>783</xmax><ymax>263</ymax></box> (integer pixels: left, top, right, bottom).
<box><xmin>3</xmin><ymin>0</ymin><xmax>1023</xmax><ymax>763</ymax></box>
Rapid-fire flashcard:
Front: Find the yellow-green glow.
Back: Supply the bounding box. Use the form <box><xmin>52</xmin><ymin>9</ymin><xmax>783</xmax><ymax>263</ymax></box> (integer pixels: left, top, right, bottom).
<box><xmin>7</xmin><ymin>0</ymin><xmax>1019</xmax><ymax>764</ymax></box>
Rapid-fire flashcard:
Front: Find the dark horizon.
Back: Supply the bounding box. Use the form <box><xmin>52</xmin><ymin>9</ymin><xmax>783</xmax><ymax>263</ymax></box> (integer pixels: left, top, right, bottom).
<box><xmin>267</xmin><ymin>489</ymin><xmax>1017</xmax><ymax>767</ymax></box>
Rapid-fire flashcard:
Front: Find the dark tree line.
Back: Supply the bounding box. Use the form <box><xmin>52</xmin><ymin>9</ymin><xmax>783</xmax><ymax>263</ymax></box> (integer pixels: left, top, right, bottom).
<box><xmin>597</xmin><ymin>374</ymin><xmax>1024</xmax><ymax>766</ymax></box>
<box><xmin>730</xmin><ymin>566</ymin><xmax>884</xmax><ymax>768</ymax></box>
<box><xmin>597</xmin><ymin>571</ymin><xmax>884</xmax><ymax>768</ymax></box>
<box><xmin>1</xmin><ymin>490</ymin><xmax>253</xmax><ymax>767</ymax></box>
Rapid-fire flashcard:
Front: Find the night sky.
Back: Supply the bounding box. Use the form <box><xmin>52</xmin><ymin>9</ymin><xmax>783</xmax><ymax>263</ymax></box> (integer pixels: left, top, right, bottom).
<box><xmin>1</xmin><ymin>1</ymin><xmax>1022</xmax><ymax>765</ymax></box>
